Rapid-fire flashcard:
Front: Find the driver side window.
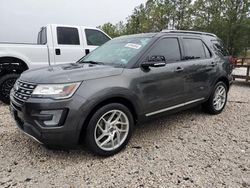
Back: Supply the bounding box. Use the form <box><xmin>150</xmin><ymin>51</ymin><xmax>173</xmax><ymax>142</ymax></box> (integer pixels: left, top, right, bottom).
<box><xmin>148</xmin><ymin>38</ymin><xmax>181</xmax><ymax>63</ymax></box>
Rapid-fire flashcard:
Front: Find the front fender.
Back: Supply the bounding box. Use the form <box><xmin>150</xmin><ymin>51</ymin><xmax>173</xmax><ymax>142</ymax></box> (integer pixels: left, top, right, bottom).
<box><xmin>75</xmin><ymin>87</ymin><xmax>143</xmax><ymax>132</ymax></box>
<box><xmin>86</xmin><ymin>87</ymin><xmax>142</xmax><ymax>113</ymax></box>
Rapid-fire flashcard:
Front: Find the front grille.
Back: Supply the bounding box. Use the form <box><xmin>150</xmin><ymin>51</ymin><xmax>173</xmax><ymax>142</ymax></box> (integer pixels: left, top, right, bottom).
<box><xmin>12</xmin><ymin>80</ymin><xmax>36</xmax><ymax>105</ymax></box>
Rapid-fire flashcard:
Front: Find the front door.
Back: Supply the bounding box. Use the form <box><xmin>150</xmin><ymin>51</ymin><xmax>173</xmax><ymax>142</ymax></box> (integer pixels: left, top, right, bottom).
<box><xmin>138</xmin><ymin>37</ymin><xmax>186</xmax><ymax>115</ymax></box>
<box><xmin>82</xmin><ymin>28</ymin><xmax>111</xmax><ymax>55</ymax></box>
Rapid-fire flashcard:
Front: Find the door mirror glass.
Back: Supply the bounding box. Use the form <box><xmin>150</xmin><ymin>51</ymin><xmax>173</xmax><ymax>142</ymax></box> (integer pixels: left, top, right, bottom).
<box><xmin>141</xmin><ymin>55</ymin><xmax>166</xmax><ymax>69</ymax></box>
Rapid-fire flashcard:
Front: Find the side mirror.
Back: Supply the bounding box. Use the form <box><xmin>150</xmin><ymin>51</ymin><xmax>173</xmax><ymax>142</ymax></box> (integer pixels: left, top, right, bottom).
<box><xmin>141</xmin><ymin>55</ymin><xmax>166</xmax><ymax>69</ymax></box>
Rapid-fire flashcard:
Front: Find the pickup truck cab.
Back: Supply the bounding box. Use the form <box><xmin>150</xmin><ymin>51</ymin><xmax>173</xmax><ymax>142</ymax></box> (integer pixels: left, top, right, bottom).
<box><xmin>0</xmin><ymin>24</ymin><xmax>111</xmax><ymax>104</ymax></box>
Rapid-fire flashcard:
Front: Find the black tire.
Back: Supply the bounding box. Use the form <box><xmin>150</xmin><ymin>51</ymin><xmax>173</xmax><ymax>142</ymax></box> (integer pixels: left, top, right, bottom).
<box><xmin>0</xmin><ymin>74</ymin><xmax>20</xmax><ymax>104</ymax></box>
<box><xmin>85</xmin><ymin>103</ymin><xmax>134</xmax><ymax>156</ymax></box>
<box><xmin>202</xmin><ymin>81</ymin><xmax>228</xmax><ymax>115</ymax></box>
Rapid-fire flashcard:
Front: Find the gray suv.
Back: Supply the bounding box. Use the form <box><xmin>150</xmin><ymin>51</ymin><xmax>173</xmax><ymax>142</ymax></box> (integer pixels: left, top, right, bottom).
<box><xmin>10</xmin><ymin>30</ymin><xmax>233</xmax><ymax>156</ymax></box>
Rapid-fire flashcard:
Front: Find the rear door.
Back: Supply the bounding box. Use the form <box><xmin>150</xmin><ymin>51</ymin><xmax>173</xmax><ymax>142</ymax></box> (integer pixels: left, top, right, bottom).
<box><xmin>181</xmin><ymin>37</ymin><xmax>215</xmax><ymax>100</ymax></box>
<box><xmin>52</xmin><ymin>26</ymin><xmax>84</xmax><ymax>64</ymax></box>
<box><xmin>82</xmin><ymin>28</ymin><xmax>111</xmax><ymax>54</ymax></box>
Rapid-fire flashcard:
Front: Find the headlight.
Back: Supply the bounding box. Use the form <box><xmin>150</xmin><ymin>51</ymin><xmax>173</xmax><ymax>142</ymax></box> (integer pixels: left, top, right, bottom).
<box><xmin>31</xmin><ymin>82</ymin><xmax>81</xmax><ymax>99</ymax></box>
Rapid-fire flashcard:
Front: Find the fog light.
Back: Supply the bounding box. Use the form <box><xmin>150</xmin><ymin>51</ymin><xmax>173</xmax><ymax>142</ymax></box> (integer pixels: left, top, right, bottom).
<box><xmin>40</xmin><ymin>110</ymin><xmax>63</xmax><ymax>127</ymax></box>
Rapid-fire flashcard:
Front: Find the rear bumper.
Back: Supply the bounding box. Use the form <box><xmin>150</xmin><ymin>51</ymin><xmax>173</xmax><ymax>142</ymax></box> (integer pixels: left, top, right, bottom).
<box><xmin>229</xmin><ymin>74</ymin><xmax>233</xmax><ymax>86</ymax></box>
<box><xmin>10</xmin><ymin>93</ymin><xmax>87</xmax><ymax>148</ymax></box>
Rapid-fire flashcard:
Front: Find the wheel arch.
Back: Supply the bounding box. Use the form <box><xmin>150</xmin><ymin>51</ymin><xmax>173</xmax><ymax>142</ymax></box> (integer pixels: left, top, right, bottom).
<box><xmin>0</xmin><ymin>56</ymin><xmax>29</xmax><ymax>76</ymax></box>
<box><xmin>78</xmin><ymin>96</ymin><xmax>139</xmax><ymax>144</ymax></box>
<box><xmin>215</xmin><ymin>76</ymin><xmax>230</xmax><ymax>91</ymax></box>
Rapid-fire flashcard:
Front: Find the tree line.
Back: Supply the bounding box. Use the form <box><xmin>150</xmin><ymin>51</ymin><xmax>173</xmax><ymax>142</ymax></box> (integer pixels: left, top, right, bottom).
<box><xmin>99</xmin><ymin>0</ymin><xmax>250</xmax><ymax>56</ymax></box>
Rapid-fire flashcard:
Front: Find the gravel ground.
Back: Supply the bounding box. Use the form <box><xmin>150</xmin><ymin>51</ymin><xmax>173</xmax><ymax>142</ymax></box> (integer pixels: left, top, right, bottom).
<box><xmin>0</xmin><ymin>81</ymin><xmax>250</xmax><ymax>188</ymax></box>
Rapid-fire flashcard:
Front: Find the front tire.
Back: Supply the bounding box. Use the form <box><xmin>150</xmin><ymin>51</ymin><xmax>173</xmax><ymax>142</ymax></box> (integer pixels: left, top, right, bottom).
<box><xmin>202</xmin><ymin>81</ymin><xmax>228</xmax><ymax>115</ymax></box>
<box><xmin>85</xmin><ymin>103</ymin><xmax>134</xmax><ymax>156</ymax></box>
<box><xmin>0</xmin><ymin>74</ymin><xmax>19</xmax><ymax>104</ymax></box>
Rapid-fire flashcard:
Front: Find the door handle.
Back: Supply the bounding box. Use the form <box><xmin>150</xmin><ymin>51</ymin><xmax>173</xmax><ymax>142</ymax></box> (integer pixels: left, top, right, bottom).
<box><xmin>85</xmin><ymin>49</ymin><xmax>90</xmax><ymax>55</ymax></box>
<box><xmin>55</xmin><ymin>48</ymin><xmax>61</xmax><ymax>55</ymax></box>
<box><xmin>210</xmin><ymin>62</ymin><xmax>217</xmax><ymax>67</ymax></box>
<box><xmin>174</xmin><ymin>67</ymin><xmax>184</xmax><ymax>72</ymax></box>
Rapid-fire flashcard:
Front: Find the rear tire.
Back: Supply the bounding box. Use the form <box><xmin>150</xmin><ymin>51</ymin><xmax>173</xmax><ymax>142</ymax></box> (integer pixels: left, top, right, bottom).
<box><xmin>202</xmin><ymin>81</ymin><xmax>228</xmax><ymax>115</ymax></box>
<box><xmin>85</xmin><ymin>103</ymin><xmax>134</xmax><ymax>156</ymax></box>
<box><xmin>0</xmin><ymin>74</ymin><xmax>19</xmax><ymax>104</ymax></box>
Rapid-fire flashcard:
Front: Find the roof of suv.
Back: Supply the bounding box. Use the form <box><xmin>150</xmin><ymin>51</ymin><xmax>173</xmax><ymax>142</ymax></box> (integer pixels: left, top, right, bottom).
<box><xmin>161</xmin><ymin>30</ymin><xmax>217</xmax><ymax>37</ymax></box>
<box><xmin>117</xmin><ymin>30</ymin><xmax>218</xmax><ymax>40</ymax></box>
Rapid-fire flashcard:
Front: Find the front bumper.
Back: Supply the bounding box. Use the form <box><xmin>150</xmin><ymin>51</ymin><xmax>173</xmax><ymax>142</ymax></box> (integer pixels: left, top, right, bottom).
<box><xmin>10</xmin><ymin>93</ymin><xmax>87</xmax><ymax>148</ymax></box>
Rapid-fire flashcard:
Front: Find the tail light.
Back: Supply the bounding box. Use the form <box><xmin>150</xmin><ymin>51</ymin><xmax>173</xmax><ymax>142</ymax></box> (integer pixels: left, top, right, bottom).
<box><xmin>229</xmin><ymin>56</ymin><xmax>237</xmax><ymax>65</ymax></box>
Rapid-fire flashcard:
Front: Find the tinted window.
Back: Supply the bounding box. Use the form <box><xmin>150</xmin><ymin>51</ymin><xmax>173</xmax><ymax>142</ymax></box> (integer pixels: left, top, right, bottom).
<box><xmin>212</xmin><ymin>40</ymin><xmax>229</xmax><ymax>56</ymax></box>
<box><xmin>183</xmin><ymin>38</ymin><xmax>206</xmax><ymax>60</ymax></box>
<box><xmin>203</xmin><ymin>43</ymin><xmax>212</xmax><ymax>58</ymax></box>
<box><xmin>57</xmin><ymin>27</ymin><xmax>80</xmax><ymax>45</ymax></box>
<box><xmin>149</xmin><ymin>38</ymin><xmax>181</xmax><ymax>63</ymax></box>
<box><xmin>85</xmin><ymin>29</ymin><xmax>110</xmax><ymax>46</ymax></box>
<box><xmin>37</xmin><ymin>27</ymin><xmax>47</xmax><ymax>45</ymax></box>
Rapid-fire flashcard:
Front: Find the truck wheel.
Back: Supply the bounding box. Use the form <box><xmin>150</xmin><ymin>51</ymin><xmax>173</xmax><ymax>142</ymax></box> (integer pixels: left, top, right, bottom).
<box><xmin>0</xmin><ymin>74</ymin><xmax>19</xmax><ymax>104</ymax></box>
<box><xmin>85</xmin><ymin>103</ymin><xmax>134</xmax><ymax>156</ymax></box>
<box><xmin>202</xmin><ymin>81</ymin><xmax>228</xmax><ymax>115</ymax></box>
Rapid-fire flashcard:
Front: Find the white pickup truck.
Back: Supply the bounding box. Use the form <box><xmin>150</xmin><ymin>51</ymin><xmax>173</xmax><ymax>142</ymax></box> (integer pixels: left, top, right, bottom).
<box><xmin>0</xmin><ymin>24</ymin><xmax>111</xmax><ymax>104</ymax></box>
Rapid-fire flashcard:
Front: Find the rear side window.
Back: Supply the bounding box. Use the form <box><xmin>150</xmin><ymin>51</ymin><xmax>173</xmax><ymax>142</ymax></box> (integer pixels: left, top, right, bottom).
<box><xmin>57</xmin><ymin>27</ymin><xmax>80</xmax><ymax>45</ymax></box>
<box><xmin>37</xmin><ymin>27</ymin><xmax>47</xmax><ymax>45</ymax></box>
<box><xmin>149</xmin><ymin>38</ymin><xmax>181</xmax><ymax>63</ymax></box>
<box><xmin>203</xmin><ymin>43</ymin><xmax>211</xmax><ymax>58</ymax></box>
<box><xmin>85</xmin><ymin>29</ymin><xmax>110</xmax><ymax>46</ymax></box>
<box><xmin>183</xmin><ymin>38</ymin><xmax>209</xmax><ymax>60</ymax></box>
<box><xmin>212</xmin><ymin>40</ymin><xmax>229</xmax><ymax>56</ymax></box>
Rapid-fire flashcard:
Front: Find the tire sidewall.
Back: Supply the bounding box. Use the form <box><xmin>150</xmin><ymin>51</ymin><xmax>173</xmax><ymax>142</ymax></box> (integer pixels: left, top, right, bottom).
<box><xmin>209</xmin><ymin>81</ymin><xmax>228</xmax><ymax>114</ymax></box>
<box><xmin>0</xmin><ymin>74</ymin><xmax>20</xmax><ymax>104</ymax></box>
<box><xmin>85</xmin><ymin>103</ymin><xmax>134</xmax><ymax>156</ymax></box>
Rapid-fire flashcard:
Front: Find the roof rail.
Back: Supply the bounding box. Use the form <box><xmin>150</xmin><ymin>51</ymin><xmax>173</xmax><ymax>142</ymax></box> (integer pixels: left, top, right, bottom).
<box><xmin>161</xmin><ymin>30</ymin><xmax>217</xmax><ymax>37</ymax></box>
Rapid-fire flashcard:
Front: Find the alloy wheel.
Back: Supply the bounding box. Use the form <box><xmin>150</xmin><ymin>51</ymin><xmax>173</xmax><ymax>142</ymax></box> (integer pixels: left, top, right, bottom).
<box><xmin>94</xmin><ymin>110</ymin><xmax>129</xmax><ymax>151</ymax></box>
<box><xmin>213</xmin><ymin>85</ymin><xmax>226</xmax><ymax>111</ymax></box>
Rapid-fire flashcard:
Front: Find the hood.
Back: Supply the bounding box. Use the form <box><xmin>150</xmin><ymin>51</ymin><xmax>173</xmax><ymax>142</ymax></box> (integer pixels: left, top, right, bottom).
<box><xmin>20</xmin><ymin>63</ymin><xmax>124</xmax><ymax>84</ymax></box>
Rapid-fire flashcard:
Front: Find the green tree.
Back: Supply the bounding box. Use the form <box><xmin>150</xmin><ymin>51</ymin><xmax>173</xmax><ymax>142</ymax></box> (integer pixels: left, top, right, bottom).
<box><xmin>99</xmin><ymin>0</ymin><xmax>250</xmax><ymax>55</ymax></box>
<box><xmin>98</xmin><ymin>22</ymin><xmax>120</xmax><ymax>38</ymax></box>
<box><xmin>170</xmin><ymin>0</ymin><xmax>193</xmax><ymax>30</ymax></box>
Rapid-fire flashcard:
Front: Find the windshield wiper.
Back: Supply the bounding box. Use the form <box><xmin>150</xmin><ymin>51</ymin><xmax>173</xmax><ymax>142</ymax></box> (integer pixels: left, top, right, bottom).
<box><xmin>78</xmin><ymin>60</ymin><xmax>125</xmax><ymax>68</ymax></box>
<box><xmin>79</xmin><ymin>61</ymin><xmax>104</xmax><ymax>65</ymax></box>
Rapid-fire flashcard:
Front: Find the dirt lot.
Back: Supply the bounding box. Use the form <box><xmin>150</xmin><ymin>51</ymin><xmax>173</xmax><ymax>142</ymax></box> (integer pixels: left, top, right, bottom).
<box><xmin>0</xmin><ymin>81</ymin><xmax>250</xmax><ymax>188</ymax></box>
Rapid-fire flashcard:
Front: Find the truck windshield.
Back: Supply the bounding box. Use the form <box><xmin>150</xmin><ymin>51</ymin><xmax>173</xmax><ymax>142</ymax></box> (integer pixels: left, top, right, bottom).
<box><xmin>79</xmin><ymin>37</ymin><xmax>152</xmax><ymax>66</ymax></box>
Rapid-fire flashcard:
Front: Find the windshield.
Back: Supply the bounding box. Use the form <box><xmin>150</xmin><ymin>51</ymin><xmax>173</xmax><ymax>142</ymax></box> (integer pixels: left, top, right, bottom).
<box><xmin>79</xmin><ymin>37</ymin><xmax>152</xmax><ymax>66</ymax></box>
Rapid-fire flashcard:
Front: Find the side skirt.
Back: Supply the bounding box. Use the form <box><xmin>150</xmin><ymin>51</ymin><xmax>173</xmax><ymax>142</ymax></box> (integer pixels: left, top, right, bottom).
<box><xmin>146</xmin><ymin>98</ymin><xmax>205</xmax><ymax>117</ymax></box>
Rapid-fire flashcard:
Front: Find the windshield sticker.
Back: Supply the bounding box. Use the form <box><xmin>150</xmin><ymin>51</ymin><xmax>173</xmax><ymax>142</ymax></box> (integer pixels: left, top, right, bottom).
<box><xmin>125</xmin><ymin>43</ymin><xmax>142</xmax><ymax>49</ymax></box>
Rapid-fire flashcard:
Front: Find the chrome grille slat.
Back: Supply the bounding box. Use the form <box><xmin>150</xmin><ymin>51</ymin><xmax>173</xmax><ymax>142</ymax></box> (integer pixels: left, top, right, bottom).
<box><xmin>16</xmin><ymin>85</ymin><xmax>34</xmax><ymax>91</ymax></box>
<box><xmin>13</xmin><ymin>90</ymin><xmax>30</xmax><ymax>97</ymax></box>
<box><xmin>14</xmin><ymin>95</ymin><xmax>26</xmax><ymax>102</ymax></box>
<box><xmin>11</xmin><ymin>80</ymin><xmax>36</xmax><ymax>105</ymax></box>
